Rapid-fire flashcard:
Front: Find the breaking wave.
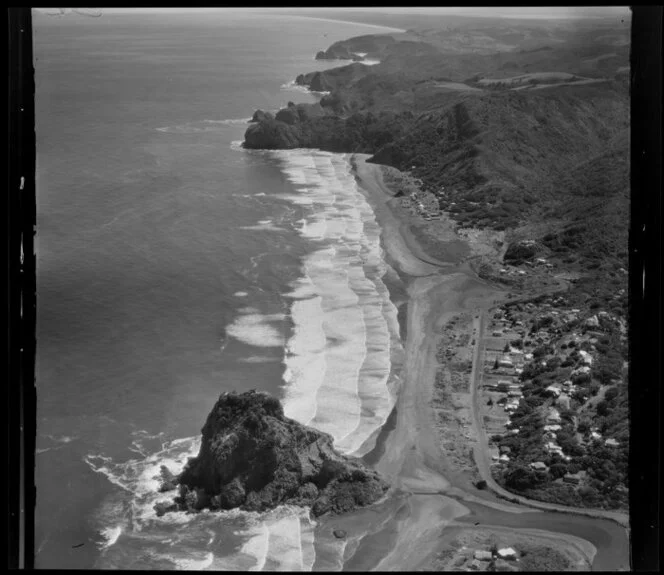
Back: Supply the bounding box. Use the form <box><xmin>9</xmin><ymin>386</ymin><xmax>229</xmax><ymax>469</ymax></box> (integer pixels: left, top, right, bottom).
<box><xmin>85</xmin><ymin>432</ymin><xmax>317</xmax><ymax>570</ymax></box>
<box><xmin>271</xmin><ymin>149</ymin><xmax>402</xmax><ymax>456</ymax></box>
<box><xmin>156</xmin><ymin>118</ymin><xmax>252</xmax><ymax>134</ymax></box>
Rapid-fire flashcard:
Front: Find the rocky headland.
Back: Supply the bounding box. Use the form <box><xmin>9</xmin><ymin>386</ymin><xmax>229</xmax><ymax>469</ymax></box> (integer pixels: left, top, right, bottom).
<box><xmin>154</xmin><ymin>390</ymin><xmax>389</xmax><ymax>518</ymax></box>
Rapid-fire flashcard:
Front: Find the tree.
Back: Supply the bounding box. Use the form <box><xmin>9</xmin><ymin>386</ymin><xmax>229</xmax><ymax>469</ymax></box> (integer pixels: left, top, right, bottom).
<box><xmin>505</xmin><ymin>465</ymin><xmax>541</xmax><ymax>491</ymax></box>
<box><xmin>596</xmin><ymin>400</ymin><xmax>610</xmax><ymax>417</ymax></box>
<box><xmin>549</xmin><ymin>462</ymin><xmax>569</xmax><ymax>479</ymax></box>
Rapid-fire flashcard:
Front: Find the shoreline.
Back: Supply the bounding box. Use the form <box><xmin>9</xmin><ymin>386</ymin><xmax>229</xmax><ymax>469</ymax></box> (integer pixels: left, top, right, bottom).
<box><xmin>322</xmin><ymin>153</ymin><xmax>630</xmax><ymax>571</ymax></box>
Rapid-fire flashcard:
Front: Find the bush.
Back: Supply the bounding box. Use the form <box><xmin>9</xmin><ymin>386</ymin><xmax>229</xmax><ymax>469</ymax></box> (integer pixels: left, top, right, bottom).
<box><xmin>505</xmin><ymin>465</ymin><xmax>542</xmax><ymax>491</ymax></box>
<box><xmin>549</xmin><ymin>462</ymin><xmax>569</xmax><ymax>479</ymax></box>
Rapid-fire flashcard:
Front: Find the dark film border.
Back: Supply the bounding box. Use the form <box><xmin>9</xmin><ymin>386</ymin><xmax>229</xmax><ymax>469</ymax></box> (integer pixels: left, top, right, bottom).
<box><xmin>5</xmin><ymin>5</ymin><xmax>662</xmax><ymax>571</ymax></box>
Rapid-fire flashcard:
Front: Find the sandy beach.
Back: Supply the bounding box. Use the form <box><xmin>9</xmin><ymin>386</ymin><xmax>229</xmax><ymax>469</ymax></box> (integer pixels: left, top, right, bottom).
<box><xmin>310</xmin><ymin>154</ymin><xmax>630</xmax><ymax>572</ymax></box>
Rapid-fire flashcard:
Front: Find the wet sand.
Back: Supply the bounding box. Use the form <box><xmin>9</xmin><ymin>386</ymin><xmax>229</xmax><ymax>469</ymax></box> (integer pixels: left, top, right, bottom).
<box><xmin>310</xmin><ymin>154</ymin><xmax>630</xmax><ymax>572</ymax></box>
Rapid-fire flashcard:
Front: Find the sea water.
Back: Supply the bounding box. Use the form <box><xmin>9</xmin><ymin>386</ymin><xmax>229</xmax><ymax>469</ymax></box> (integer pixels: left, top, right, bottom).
<box><xmin>34</xmin><ymin>9</ymin><xmax>401</xmax><ymax>569</ymax></box>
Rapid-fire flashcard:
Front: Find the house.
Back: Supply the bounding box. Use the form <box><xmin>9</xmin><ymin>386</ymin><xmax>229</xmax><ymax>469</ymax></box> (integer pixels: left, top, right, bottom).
<box><xmin>535</xmin><ymin>258</ymin><xmax>547</xmax><ymax>265</ymax></box>
<box><xmin>545</xmin><ymin>385</ymin><xmax>561</xmax><ymax>397</ymax></box>
<box><xmin>605</xmin><ymin>438</ymin><xmax>620</xmax><ymax>448</ymax></box>
<box><xmin>556</xmin><ymin>394</ymin><xmax>571</xmax><ymax>410</ymax></box>
<box><xmin>474</xmin><ymin>550</ymin><xmax>493</xmax><ymax>561</ymax></box>
<box><xmin>499</xmin><ymin>454</ymin><xmax>510</xmax><ymax>463</ymax></box>
<box><xmin>545</xmin><ymin>442</ymin><xmax>563</xmax><ymax>454</ymax></box>
<box><xmin>546</xmin><ymin>408</ymin><xmax>562</xmax><ymax>424</ymax></box>
<box><xmin>585</xmin><ymin>315</ymin><xmax>600</xmax><ymax>328</ymax></box>
<box><xmin>530</xmin><ymin>461</ymin><xmax>548</xmax><ymax>472</ymax></box>
<box><xmin>497</xmin><ymin>548</ymin><xmax>518</xmax><ymax>561</ymax></box>
<box><xmin>544</xmin><ymin>424</ymin><xmax>562</xmax><ymax>432</ymax></box>
<box><xmin>563</xmin><ymin>473</ymin><xmax>582</xmax><ymax>485</ymax></box>
<box><xmin>497</xmin><ymin>356</ymin><xmax>513</xmax><ymax>369</ymax></box>
<box><xmin>507</xmin><ymin>390</ymin><xmax>523</xmax><ymax>398</ymax></box>
<box><xmin>579</xmin><ymin>350</ymin><xmax>593</xmax><ymax>365</ymax></box>
<box><xmin>499</xmin><ymin>445</ymin><xmax>512</xmax><ymax>455</ymax></box>
<box><xmin>590</xmin><ymin>431</ymin><xmax>602</xmax><ymax>441</ymax></box>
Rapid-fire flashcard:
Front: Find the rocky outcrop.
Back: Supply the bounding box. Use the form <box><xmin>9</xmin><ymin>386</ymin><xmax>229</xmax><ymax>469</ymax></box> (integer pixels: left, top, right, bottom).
<box><xmin>154</xmin><ymin>390</ymin><xmax>389</xmax><ymax>517</ymax></box>
<box><xmin>295</xmin><ymin>63</ymin><xmax>372</xmax><ymax>93</ymax></box>
<box><xmin>503</xmin><ymin>240</ymin><xmax>540</xmax><ymax>264</ymax></box>
<box><xmin>250</xmin><ymin>109</ymin><xmax>274</xmax><ymax>123</ymax></box>
<box><xmin>244</xmin><ymin>103</ymin><xmax>327</xmax><ymax>149</ymax></box>
<box><xmin>315</xmin><ymin>35</ymin><xmax>398</xmax><ymax>61</ymax></box>
<box><xmin>296</xmin><ymin>71</ymin><xmax>335</xmax><ymax>93</ymax></box>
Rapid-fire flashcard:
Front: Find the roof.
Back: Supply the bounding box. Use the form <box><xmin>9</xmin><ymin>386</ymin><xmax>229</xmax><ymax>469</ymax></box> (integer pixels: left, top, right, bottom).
<box><xmin>497</xmin><ymin>547</ymin><xmax>518</xmax><ymax>557</ymax></box>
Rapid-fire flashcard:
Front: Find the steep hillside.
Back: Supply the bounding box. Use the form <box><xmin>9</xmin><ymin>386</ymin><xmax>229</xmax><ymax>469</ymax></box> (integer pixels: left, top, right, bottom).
<box><xmin>370</xmin><ymin>82</ymin><xmax>629</xmax><ymax>231</ymax></box>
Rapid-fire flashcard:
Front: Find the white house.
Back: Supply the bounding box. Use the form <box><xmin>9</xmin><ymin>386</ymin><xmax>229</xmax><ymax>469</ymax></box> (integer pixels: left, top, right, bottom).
<box><xmin>579</xmin><ymin>350</ymin><xmax>593</xmax><ymax>365</ymax></box>
<box><xmin>497</xmin><ymin>548</ymin><xmax>518</xmax><ymax>561</ymax></box>
<box><xmin>545</xmin><ymin>385</ymin><xmax>561</xmax><ymax>397</ymax></box>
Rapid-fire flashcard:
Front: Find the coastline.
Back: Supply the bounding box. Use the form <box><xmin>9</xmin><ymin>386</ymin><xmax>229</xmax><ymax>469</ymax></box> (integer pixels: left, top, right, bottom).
<box><xmin>313</xmin><ymin>152</ymin><xmax>630</xmax><ymax>571</ymax></box>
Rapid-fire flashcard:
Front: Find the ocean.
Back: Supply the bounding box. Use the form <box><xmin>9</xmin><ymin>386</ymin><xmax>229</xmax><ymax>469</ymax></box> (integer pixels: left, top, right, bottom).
<box><xmin>34</xmin><ymin>10</ymin><xmax>404</xmax><ymax>569</ymax></box>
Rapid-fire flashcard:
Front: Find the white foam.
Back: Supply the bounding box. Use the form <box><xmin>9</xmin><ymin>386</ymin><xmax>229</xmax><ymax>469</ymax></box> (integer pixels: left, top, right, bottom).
<box><xmin>99</xmin><ymin>525</ymin><xmax>123</xmax><ymax>550</ymax></box>
<box><xmin>225</xmin><ymin>312</ymin><xmax>285</xmax><ymax>348</ymax></box>
<box><xmin>281</xmin><ymin>80</ymin><xmax>311</xmax><ymax>94</ymax></box>
<box><xmin>85</xmin><ymin>436</ymin><xmax>202</xmax><ymax>527</ymax></box>
<box><xmin>89</xmin><ymin>430</ymin><xmax>319</xmax><ymax>570</ymax></box>
<box><xmin>238</xmin><ymin>356</ymin><xmax>278</xmax><ymax>364</ymax></box>
<box><xmin>157</xmin><ymin>118</ymin><xmax>251</xmax><ymax>134</ymax></box>
<box><xmin>230</xmin><ymin>140</ymin><xmax>245</xmax><ymax>151</ymax></box>
<box><xmin>239</xmin><ymin>222</ymin><xmax>285</xmax><ymax>232</ymax></box>
<box><xmin>46</xmin><ymin>434</ymin><xmax>77</xmax><ymax>443</ymax></box>
<box><xmin>282</xmin><ymin>296</ymin><xmax>327</xmax><ymax>425</ymax></box>
<box><xmin>281</xmin><ymin>80</ymin><xmax>330</xmax><ymax>97</ymax></box>
<box><xmin>271</xmin><ymin>149</ymin><xmax>400</xmax><ymax>454</ymax></box>
<box><xmin>240</xmin><ymin>522</ymin><xmax>269</xmax><ymax>571</ymax></box>
<box><xmin>234</xmin><ymin>291</ymin><xmax>249</xmax><ymax>297</ymax></box>
<box><xmin>173</xmin><ymin>551</ymin><xmax>215</xmax><ymax>570</ymax></box>
<box><xmin>360</xmin><ymin>59</ymin><xmax>381</xmax><ymax>66</ymax></box>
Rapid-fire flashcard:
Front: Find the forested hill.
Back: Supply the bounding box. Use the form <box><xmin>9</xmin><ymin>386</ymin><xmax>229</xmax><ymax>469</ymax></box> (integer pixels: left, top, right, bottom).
<box><xmin>244</xmin><ymin>14</ymin><xmax>630</xmax><ymax>275</ymax></box>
